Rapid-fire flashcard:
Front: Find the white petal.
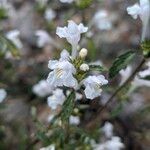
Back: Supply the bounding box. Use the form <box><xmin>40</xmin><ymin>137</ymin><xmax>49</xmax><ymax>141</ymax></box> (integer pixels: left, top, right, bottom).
<box><xmin>48</xmin><ymin>60</ymin><xmax>58</xmax><ymax>69</ymax></box>
<box><xmin>56</xmin><ymin>27</ymin><xmax>68</xmax><ymax>38</ymax></box>
<box><xmin>127</xmin><ymin>3</ymin><xmax>141</xmax><ymax>19</ymax></box>
<box><xmin>78</xmin><ymin>23</ymin><xmax>88</xmax><ymax>33</ymax></box>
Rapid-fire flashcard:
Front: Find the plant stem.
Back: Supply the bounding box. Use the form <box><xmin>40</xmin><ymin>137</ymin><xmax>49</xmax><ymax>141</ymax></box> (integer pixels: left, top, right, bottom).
<box><xmin>86</xmin><ymin>57</ymin><xmax>146</xmax><ymax>129</ymax></box>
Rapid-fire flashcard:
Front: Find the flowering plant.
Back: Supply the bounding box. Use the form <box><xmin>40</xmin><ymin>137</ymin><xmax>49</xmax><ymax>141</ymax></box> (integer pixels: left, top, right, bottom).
<box><xmin>0</xmin><ymin>0</ymin><xmax>150</xmax><ymax>149</ymax></box>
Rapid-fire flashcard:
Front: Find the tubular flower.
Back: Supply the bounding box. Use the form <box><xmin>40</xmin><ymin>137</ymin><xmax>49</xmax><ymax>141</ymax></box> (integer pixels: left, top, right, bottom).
<box><xmin>56</xmin><ymin>20</ymin><xmax>88</xmax><ymax>58</ymax></box>
<box><xmin>47</xmin><ymin>89</ymin><xmax>65</xmax><ymax>110</ymax></box>
<box><xmin>47</xmin><ymin>49</ymin><xmax>78</xmax><ymax>89</ymax></box>
<box><xmin>83</xmin><ymin>75</ymin><xmax>108</xmax><ymax>99</ymax></box>
<box><xmin>127</xmin><ymin>0</ymin><xmax>150</xmax><ymax>41</ymax></box>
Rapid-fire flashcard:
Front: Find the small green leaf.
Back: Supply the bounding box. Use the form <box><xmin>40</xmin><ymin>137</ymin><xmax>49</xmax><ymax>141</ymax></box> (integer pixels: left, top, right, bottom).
<box><xmin>0</xmin><ymin>8</ymin><xmax>8</xmax><ymax>20</ymax></box>
<box><xmin>61</xmin><ymin>91</ymin><xmax>75</xmax><ymax>122</ymax></box>
<box><xmin>76</xmin><ymin>0</ymin><xmax>93</xmax><ymax>9</ymax></box>
<box><xmin>109</xmin><ymin>51</ymin><xmax>135</xmax><ymax>78</ymax></box>
<box><xmin>141</xmin><ymin>40</ymin><xmax>150</xmax><ymax>58</ymax></box>
<box><xmin>89</xmin><ymin>65</ymin><xmax>107</xmax><ymax>72</ymax></box>
<box><xmin>0</xmin><ymin>35</ymin><xmax>20</xmax><ymax>58</ymax></box>
<box><xmin>142</xmin><ymin>75</ymin><xmax>150</xmax><ymax>80</ymax></box>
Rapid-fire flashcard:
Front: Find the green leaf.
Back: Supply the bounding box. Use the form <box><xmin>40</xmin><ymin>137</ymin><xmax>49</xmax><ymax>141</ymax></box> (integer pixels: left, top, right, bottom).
<box><xmin>89</xmin><ymin>65</ymin><xmax>107</xmax><ymax>72</ymax></box>
<box><xmin>141</xmin><ymin>40</ymin><xmax>150</xmax><ymax>58</ymax></box>
<box><xmin>0</xmin><ymin>8</ymin><xmax>8</xmax><ymax>20</ymax></box>
<box><xmin>142</xmin><ymin>75</ymin><xmax>150</xmax><ymax>80</ymax></box>
<box><xmin>61</xmin><ymin>91</ymin><xmax>75</xmax><ymax>122</ymax></box>
<box><xmin>0</xmin><ymin>34</ymin><xmax>20</xmax><ymax>58</ymax></box>
<box><xmin>109</xmin><ymin>51</ymin><xmax>135</xmax><ymax>78</ymax></box>
<box><xmin>76</xmin><ymin>0</ymin><xmax>93</xmax><ymax>9</ymax></box>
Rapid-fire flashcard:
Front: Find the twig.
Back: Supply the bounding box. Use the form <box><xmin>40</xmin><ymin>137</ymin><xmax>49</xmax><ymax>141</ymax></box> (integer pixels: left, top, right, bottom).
<box><xmin>86</xmin><ymin>57</ymin><xmax>146</xmax><ymax>129</ymax></box>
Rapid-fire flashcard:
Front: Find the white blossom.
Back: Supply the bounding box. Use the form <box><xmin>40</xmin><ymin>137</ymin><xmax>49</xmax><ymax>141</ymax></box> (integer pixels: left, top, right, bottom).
<box><xmin>83</xmin><ymin>75</ymin><xmax>108</xmax><ymax>99</ymax></box>
<box><xmin>94</xmin><ymin>136</ymin><xmax>124</xmax><ymax>150</ymax></box>
<box><xmin>132</xmin><ymin>76</ymin><xmax>150</xmax><ymax>87</ymax></box>
<box><xmin>44</xmin><ymin>8</ymin><xmax>56</xmax><ymax>22</ymax></box>
<box><xmin>79</xmin><ymin>48</ymin><xmax>88</xmax><ymax>58</ymax></box>
<box><xmin>32</xmin><ymin>80</ymin><xmax>53</xmax><ymax>97</ymax></box>
<box><xmin>47</xmin><ymin>88</ymin><xmax>66</xmax><ymax>110</ymax></box>
<box><xmin>93</xmin><ymin>10</ymin><xmax>112</xmax><ymax>30</ymax></box>
<box><xmin>40</xmin><ymin>144</ymin><xmax>55</xmax><ymax>150</ymax></box>
<box><xmin>35</xmin><ymin>30</ymin><xmax>52</xmax><ymax>48</ymax></box>
<box><xmin>59</xmin><ymin>0</ymin><xmax>74</xmax><ymax>3</ymax></box>
<box><xmin>119</xmin><ymin>66</ymin><xmax>132</xmax><ymax>85</ymax></box>
<box><xmin>56</xmin><ymin>20</ymin><xmax>88</xmax><ymax>58</ymax></box>
<box><xmin>6</xmin><ymin>30</ymin><xmax>23</xmax><ymax>49</ymax></box>
<box><xmin>47</xmin><ymin>50</ymin><xmax>78</xmax><ymax>89</ymax></box>
<box><xmin>120</xmin><ymin>66</ymin><xmax>150</xmax><ymax>88</ymax></box>
<box><xmin>127</xmin><ymin>0</ymin><xmax>150</xmax><ymax>41</ymax></box>
<box><xmin>69</xmin><ymin>115</ymin><xmax>80</xmax><ymax>125</ymax></box>
<box><xmin>102</xmin><ymin>122</ymin><xmax>114</xmax><ymax>138</ymax></box>
<box><xmin>0</xmin><ymin>88</ymin><xmax>7</xmax><ymax>103</ymax></box>
<box><xmin>80</xmin><ymin>63</ymin><xmax>89</xmax><ymax>71</ymax></box>
<box><xmin>105</xmin><ymin>136</ymin><xmax>124</xmax><ymax>150</ymax></box>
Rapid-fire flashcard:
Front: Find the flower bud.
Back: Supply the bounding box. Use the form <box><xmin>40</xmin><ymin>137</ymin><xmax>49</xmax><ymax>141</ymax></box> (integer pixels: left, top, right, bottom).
<box><xmin>79</xmin><ymin>48</ymin><xmax>88</xmax><ymax>58</ymax></box>
<box><xmin>80</xmin><ymin>63</ymin><xmax>89</xmax><ymax>71</ymax></box>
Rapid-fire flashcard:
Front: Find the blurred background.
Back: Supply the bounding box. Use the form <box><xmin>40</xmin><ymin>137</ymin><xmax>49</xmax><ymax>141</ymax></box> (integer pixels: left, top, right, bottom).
<box><xmin>0</xmin><ymin>0</ymin><xmax>150</xmax><ymax>149</ymax></box>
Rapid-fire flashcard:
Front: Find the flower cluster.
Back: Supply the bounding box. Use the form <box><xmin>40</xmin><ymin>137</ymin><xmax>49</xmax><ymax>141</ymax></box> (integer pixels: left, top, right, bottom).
<box><xmin>47</xmin><ymin>20</ymin><xmax>108</xmax><ymax>101</ymax></box>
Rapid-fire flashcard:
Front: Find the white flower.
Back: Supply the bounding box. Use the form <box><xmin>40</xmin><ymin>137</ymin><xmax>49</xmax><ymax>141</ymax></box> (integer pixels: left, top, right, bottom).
<box><xmin>83</xmin><ymin>75</ymin><xmax>108</xmax><ymax>99</ymax></box>
<box><xmin>80</xmin><ymin>63</ymin><xmax>89</xmax><ymax>71</ymax></box>
<box><xmin>119</xmin><ymin>66</ymin><xmax>132</xmax><ymax>85</ymax></box>
<box><xmin>132</xmin><ymin>76</ymin><xmax>150</xmax><ymax>87</ymax></box>
<box><xmin>105</xmin><ymin>136</ymin><xmax>124</xmax><ymax>150</ymax></box>
<box><xmin>40</xmin><ymin>144</ymin><xmax>55</xmax><ymax>150</ymax></box>
<box><xmin>6</xmin><ymin>30</ymin><xmax>22</xmax><ymax>49</ymax></box>
<box><xmin>47</xmin><ymin>88</ymin><xmax>66</xmax><ymax>110</ymax></box>
<box><xmin>0</xmin><ymin>89</ymin><xmax>7</xmax><ymax>103</ymax></box>
<box><xmin>32</xmin><ymin>80</ymin><xmax>53</xmax><ymax>97</ymax></box>
<box><xmin>102</xmin><ymin>122</ymin><xmax>114</xmax><ymax>138</ymax></box>
<box><xmin>44</xmin><ymin>8</ymin><xmax>56</xmax><ymax>22</ymax></box>
<box><xmin>94</xmin><ymin>136</ymin><xmax>124</xmax><ymax>150</ymax></box>
<box><xmin>69</xmin><ymin>115</ymin><xmax>80</xmax><ymax>125</ymax></box>
<box><xmin>127</xmin><ymin>0</ymin><xmax>150</xmax><ymax>41</ymax></box>
<box><xmin>56</xmin><ymin>20</ymin><xmax>88</xmax><ymax>58</ymax></box>
<box><xmin>79</xmin><ymin>48</ymin><xmax>88</xmax><ymax>58</ymax></box>
<box><xmin>120</xmin><ymin>66</ymin><xmax>150</xmax><ymax>88</ymax></box>
<box><xmin>47</xmin><ymin>50</ymin><xmax>78</xmax><ymax>89</ymax></box>
<box><xmin>59</xmin><ymin>0</ymin><xmax>74</xmax><ymax>3</ymax></box>
<box><xmin>93</xmin><ymin>10</ymin><xmax>112</xmax><ymax>30</ymax></box>
<box><xmin>35</xmin><ymin>30</ymin><xmax>52</xmax><ymax>48</ymax></box>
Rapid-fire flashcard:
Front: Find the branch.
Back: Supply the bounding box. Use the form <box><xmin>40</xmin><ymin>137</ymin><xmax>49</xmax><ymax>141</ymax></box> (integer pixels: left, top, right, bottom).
<box><xmin>86</xmin><ymin>57</ymin><xmax>146</xmax><ymax>129</ymax></box>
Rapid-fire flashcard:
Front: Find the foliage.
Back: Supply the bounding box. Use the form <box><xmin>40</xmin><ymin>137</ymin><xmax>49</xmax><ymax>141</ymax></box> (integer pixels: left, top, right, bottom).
<box><xmin>109</xmin><ymin>51</ymin><xmax>135</xmax><ymax>78</ymax></box>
